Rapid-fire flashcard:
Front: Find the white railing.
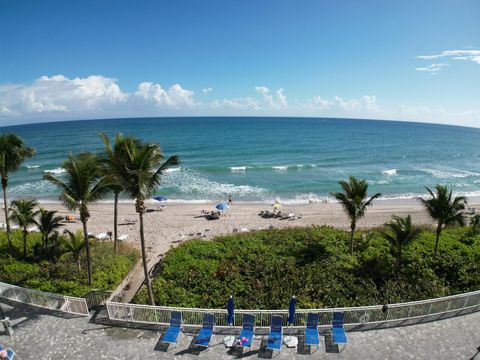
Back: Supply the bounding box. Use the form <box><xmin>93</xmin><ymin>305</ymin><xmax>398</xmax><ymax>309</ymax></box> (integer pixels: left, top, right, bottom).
<box><xmin>105</xmin><ymin>289</ymin><xmax>480</xmax><ymax>329</ymax></box>
<box><xmin>0</xmin><ymin>282</ymin><xmax>89</xmax><ymax>317</ymax></box>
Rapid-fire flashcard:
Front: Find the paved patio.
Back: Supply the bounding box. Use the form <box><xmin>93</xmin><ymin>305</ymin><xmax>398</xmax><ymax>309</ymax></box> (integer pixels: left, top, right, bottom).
<box><xmin>0</xmin><ymin>300</ymin><xmax>479</xmax><ymax>359</ymax></box>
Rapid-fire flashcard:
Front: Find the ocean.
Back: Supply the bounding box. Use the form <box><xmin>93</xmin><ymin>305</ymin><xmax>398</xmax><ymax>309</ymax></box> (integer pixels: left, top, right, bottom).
<box><xmin>2</xmin><ymin>117</ymin><xmax>480</xmax><ymax>203</ymax></box>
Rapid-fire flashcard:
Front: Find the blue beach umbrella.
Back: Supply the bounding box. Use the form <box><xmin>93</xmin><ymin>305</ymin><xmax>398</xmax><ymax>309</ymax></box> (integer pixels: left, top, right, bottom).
<box><xmin>154</xmin><ymin>196</ymin><xmax>168</xmax><ymax>202</ymax></box>
<box><xmin>216</xmin><ymin>203</ymin><xmax>229</xmax><ymax>211</ymax></box>
<box><xmin>288</xmin><ymin>296</ymin><xmax>297</xmax><ymax>325</ymax></box>
<box><xmin>227</xmin><ymin>295</ymin><xmax>235</xmax><ymax>326</ymax></box>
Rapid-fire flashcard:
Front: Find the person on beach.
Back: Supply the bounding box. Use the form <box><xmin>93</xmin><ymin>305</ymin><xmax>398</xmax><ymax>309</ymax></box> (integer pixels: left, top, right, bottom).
<box><xmin>228</xmin><ymin>194</ymin><xmax>233</xmax><ymax>205</ymax></box>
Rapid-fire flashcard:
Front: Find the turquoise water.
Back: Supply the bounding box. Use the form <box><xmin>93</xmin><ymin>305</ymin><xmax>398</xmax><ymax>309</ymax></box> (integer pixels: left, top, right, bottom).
<box><xmin>2</xmin><ymin>117</ymin><xmax>480</xmax><ymax>203</ymax></box>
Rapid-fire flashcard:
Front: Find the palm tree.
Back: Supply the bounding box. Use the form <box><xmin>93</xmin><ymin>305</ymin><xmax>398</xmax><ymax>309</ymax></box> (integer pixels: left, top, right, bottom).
<box><xmin>418</xmin><ymin>184</ymin><xmax>467</xmax><ymax>257</ymax></box>
<box><xmin>44</xmin><ymin>153</ymin><xmax>111</xmax><ymax>286</ymax></box>
<box><xmin>0</xmin><ymin>133</ymin><xmax>35</xmax><ymax>251</ymax></box>
<box><xmin>98</xmin><ymin>133</ymin><xmax>142</xmax><ymax>254</ymax></box>
<box><xmin>470</xmin><ymin>213</ymin><xmax>480</xmax><ymax>233</ymax></box>
<box><xmin>331</xmin><ymin>176</ymin><xmax>381</xmax><ymax>255</ymax></box>
<box><xmin>36</xmin><ymin>208</ymin><xmax>64</xmax><ymax>252</ymax></box>
<box><xmin>9</xmin><ymin>199</ymin><xmax>39</xmax><ymax>258</ymax></box>
<box><xmin>60</xmin><ymin>230</ymin><xmax>87</xmax><ymax>273</ymax></box>
<box><xmin>120</xmin><ymin>138</ymin><xmax>178</xmax><ymax>305</ymax></box>
<box><xmin>383</xmin><ymin>215</ymin><xmax>420</xmax><ymax>279</ymax></box>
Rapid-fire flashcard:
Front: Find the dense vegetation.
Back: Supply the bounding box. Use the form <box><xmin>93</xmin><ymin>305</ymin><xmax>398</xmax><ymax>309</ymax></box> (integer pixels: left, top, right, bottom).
<box><xmin>0</xmin><ymin>230</ymin><xmax>139</xmax><ymax>296</ymax></box>
<box><xmin>134</xmin><ymin>225</ymin><xmax>480</xmax><ymax>309</ymax></box>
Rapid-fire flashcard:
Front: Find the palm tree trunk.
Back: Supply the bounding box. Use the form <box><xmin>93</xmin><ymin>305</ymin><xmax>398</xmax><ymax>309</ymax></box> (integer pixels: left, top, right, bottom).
<box><xmin>22</xmin><ymin>227</ymin><xmax>27</xmax><ymax>258</ymax></box>
<box><xmin>138</xmin><ymin>211</ymin><xmax>155</xmax><ymax>305</ymax></box>
<box><xmin>395</xmin><ymin>245</ymin><xmax>402</xmax><ymax>279</ymax></box>
<box><xmin>1</xmin><ymin>179</ymin><xmax>12</xmax><ymax>252</ymax></box>
<box><xmin>113</xmin><ymin>191</ymin><xmax>118</xmax><ymax>253</ymax></box>
<box><xmin>434</xmin><ymin>221</ymin><xmax>442</xmax><ymax>257</ymax></box>
<box><xmin>76</xmin><ymin>256</ymin><xmax>81</xmax><ymax>273</ymax></box>
<box><xmin>350</xmin><ymin>220</ymin><xmax>356</xmax><ymax>255</ymax></box>
<box><xmin>81</xmin><ymin>219</ymin><xmax>93</xmax><ymax>286</ymax></box>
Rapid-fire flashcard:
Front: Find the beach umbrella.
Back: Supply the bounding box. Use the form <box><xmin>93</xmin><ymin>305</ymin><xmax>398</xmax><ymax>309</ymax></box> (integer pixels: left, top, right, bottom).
<box><xmin>283</xmin><ymin>295</ymin><xmax>299</xmax><ymax>347</ymax></box>
<box><xmin>288</xmin><ymin>295</ymin><xmax>297</xmax><ymax>325</ymax></box>
<box><xmin>227</xmin><ymin>295</ymin><xmax>235</xmax><ymax>326</ymax></box>
<box><xmin>216</xmin><ymin>203</ymin><xmax>229</xmax><ymax>211</ymax></box>
<box><xmin>154</xmin><ymin>196</ymin><xmax>168</xmax><ymax>202</ymax></box>
<box><xmin>223</xmin><ymin>295</ymin><xmax>235</xmax><ymax>346</ymax></box>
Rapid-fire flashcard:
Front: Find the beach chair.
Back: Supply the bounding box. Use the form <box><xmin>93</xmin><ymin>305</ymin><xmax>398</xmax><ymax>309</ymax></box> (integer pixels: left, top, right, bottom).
<box><xmin>266</xmin><ymin>315</ymin><xmax>283</xmax><ymax>352</ymax></box>
<box><xmin>121</xmin><ymin>218</ymin><xmax>137</xmax><ymax>225</ymax></box>
<box><xmin>162</xmin><ymin>311</ymin><xmax>182</xmax><ymax>348</ymax></box>
<box><xmin>117</xmin><ymin>234</ymin><xmax>129</xmax><ymax>242</ymax></box>
<box><xmin>0</xmin><ymin>345</ymin><xmax>15</xmax><ymax>360</ymax></box>
<box><xmin>331</xmin><ymin>312</ymin><xmax>348</xmax><ymax>351</ymax></box>
<box><xmin>304</xmin><ymin>313</ymin><xmax>320</xmax><ymax>353</ymax></box>
<box><xmin>194</xmin><ymin>313</ymin><xmax>215</xmax><ymax>348</ymax></box>
<box><xmin>95</xmin><ymin>233</ymin><xmax>109</xmax><ymax>241</ymax></box>
<box><xmin>237</xmin><ymin>314</ymin><xmax>255</xmax><ymax>349</ymax></box>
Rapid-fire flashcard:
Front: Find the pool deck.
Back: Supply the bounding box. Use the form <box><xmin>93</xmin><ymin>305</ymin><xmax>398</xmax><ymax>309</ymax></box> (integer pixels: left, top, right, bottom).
<box><xmin>0</xmin><ymin>300</ymin><xmax>479</xmax><ymax>359</ymax></box>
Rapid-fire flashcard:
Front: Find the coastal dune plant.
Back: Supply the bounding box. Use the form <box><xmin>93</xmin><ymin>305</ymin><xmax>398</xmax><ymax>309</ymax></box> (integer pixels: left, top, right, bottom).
<box><xmin>0</xmin><ymin>133</ymin><xmax>35</xmax><ymax>252</ymax></box>
<box><xmin>36</xmin><ymin>208</ymin><xmax>64</xmax><ymax>253</ymax></box>
<box><xmin>9</xmin><ymin>199</ymin><xmax>39</xmax><ymax>258</ymax></box>
<box><xmin>332</xmin><ymin>176</ymin><xmax>381</xmax><ymax>255</ymax></box>
<box><xmin>418</xmin><ymin>185</ymin><xmax>467</xmax><ymax>257</ymax></box>
<box><xmin>60</xmin><ymin>230</ymin><xmax>87</xmax><ymax>273</ymax></box>
<box><xmin>120</xmin><ymin>137</ymin><xmax>178</xmax><ymax>305</ymax></box>
<box><xmin>44</xmin><ymin>153</ymin><xmax>111</xmax><ymax>286</ymax></box>
<box><xmin>383</xmin><ymin>215</ymin><xmax>420</xmax><ymax>279</ymax></box>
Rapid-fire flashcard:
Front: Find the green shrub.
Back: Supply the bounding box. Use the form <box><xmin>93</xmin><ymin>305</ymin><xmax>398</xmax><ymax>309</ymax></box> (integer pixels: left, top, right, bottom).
<box><xmin>0</xmin><ymin>231</ymin><xmax>139</xmax><ymax>297</ymax></box>
<box><xmin>133</xmin><ymin>225</ymin><xmax>480</xmax><ymax>309</ymax></box>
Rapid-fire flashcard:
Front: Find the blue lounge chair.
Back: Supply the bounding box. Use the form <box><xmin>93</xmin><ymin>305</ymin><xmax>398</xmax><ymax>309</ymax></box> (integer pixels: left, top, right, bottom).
<box><xmin>266</xmin><ymin>315</ymin><xmax>283</xmax><ymax>352</ymax></box>
<box><xmin>194</xmin><ymin>313</ymin><xmax>215</xmax><ymax>348</ymax></box>
<box><xmin>162</xmin><ymin>311</ymin><xmax>182</xmax><ymax>347</ymax></box>
<box><xmin>237</xmin><ymin>314</ymin><xmax>255</xmax><ymax>349</ymax></box>
<box><xmin>331</xmin><ymin>312</ymin><xmax>348</xmax><ymax>350</ymax></box>
<box><xmin>0</xmin><ymin>345</ymin><xmax>15</xmax><ymax>360</ymax></box>
<box><xmin>305</xmin><ymin>313</ymin><xmax>320</xmax><ymax>352</ymax></box>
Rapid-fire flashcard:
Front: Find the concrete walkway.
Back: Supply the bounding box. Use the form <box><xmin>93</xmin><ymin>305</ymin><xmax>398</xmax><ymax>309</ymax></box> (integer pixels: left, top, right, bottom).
<box><xmin>0</xmin><ymin>300</ymin><xmax>479</xmax><ymax>359</ymax></box>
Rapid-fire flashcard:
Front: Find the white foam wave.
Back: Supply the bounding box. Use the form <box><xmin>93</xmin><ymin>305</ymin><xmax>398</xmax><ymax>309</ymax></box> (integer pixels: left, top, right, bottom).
<box><xmin>422</xmin><ymin>168</ymin><xmax>480</xmax><ymax>179</ymax></box>
<box><xmin>230</xmin><ymin>166</ymin><xmax>247</xmax><ymax>172</ymax></box>
<box><xmin>382</xmin><ymin>169</ymin><xmax>397</xmax><ymax>176</ymax></box>
<box><xmin>296</xmin><ymin>164</ymin><xmax>304</xmax><ymax>168</ymax></box>
<box><xmin>164</xmin><ymin>167</ymin><xmax>181</xmax><ymax>173</ymax></box>
<box><xmin>10</xmin><ymin>180</ymin><xmax>58</xmax><ymax>195</ymax></box>
<box><xmin>272</xmin><ymin>166</ymin><xmax>288</xmax><ymax>171</ymax></box>
<box><xmin>44</xmin><ymin>168</ymin><xmax>66</xmax><ymax>175</ymax></box>
<box><xmin>161</xmin><ymin>168</ymin><xmax>267</xmax><ymax>200</ymax></box>
<box><xmin>26</xmin><ymin>165</ymin><xmax>40</xmax><ymax>169</ymax></box>
<box><xmin>370</xmin><ymin>180</ymin><xmax>389</xmax><ymax>185</ymax></box>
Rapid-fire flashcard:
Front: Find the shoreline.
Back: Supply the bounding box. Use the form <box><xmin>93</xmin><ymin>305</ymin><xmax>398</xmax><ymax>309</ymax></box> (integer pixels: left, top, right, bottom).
<box><xmin>18</xmin><ymin>199</ymin><xmax>480</xmax><ymax>247</ymax></box>
<box><xmin>5</xmin><ymin>195</ymin><xmax>480</xmax><ymax>206</ymax></box>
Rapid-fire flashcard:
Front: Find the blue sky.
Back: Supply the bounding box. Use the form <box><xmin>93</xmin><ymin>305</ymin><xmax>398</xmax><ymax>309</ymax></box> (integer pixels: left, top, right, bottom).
<box><xmin>0</xmin><ymin>0</ymin><xmax>479</xmax><ymax>126</ymax></box>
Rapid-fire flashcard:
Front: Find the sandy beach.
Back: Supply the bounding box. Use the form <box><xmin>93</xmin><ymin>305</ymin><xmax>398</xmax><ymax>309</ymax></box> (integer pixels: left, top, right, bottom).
<box><xmin>33</xmin><ymin>198</ymin><xmax>480</xmax><ymax>261</ymax></box>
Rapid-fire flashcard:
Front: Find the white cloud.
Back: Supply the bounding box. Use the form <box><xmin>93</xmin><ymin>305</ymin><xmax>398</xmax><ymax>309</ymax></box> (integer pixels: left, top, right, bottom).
<box><xmin>202</xmin><ymin>87</ymin><xmax>213</xmax><ymax>94</ymax></box>
<box><xmin>416</xmin><ymin>50</ymin><xmax>480</xmax><ymax>64</ymax></box>
<box><xmin>135</xmin><ymin>82</ymin><xmax>196</xmax><ymax>109</ymax></box>
<box><xmin>308</xmin><ymin>96</ymin><xmax>331</xmax><ymax>110</ymax></box>
<box><xmin>0</xmin><ymin>75</ymin><xmax>479</xmax><ymax>128</ymax></box>
<box><xmin>276</xmin><ymin>88</ymin><xmax>287</xmax><ymax>109</ymax></box>
<box><xmin>307</xmin><ymin>95</ymin><xmax>379</xmax><ymax>114</ymax></box>
<box><xmin>254</xmin><ymin>86</ymin><xmax>269</xmax><ymax>95</ymax></box>
<box><xmin>415</xmin><ymin>63</ymin><xmax>449</xmax><ymax>73</ymax></box>
<box><xmin>211</xmin><ymin>97</ymin><xmax>260</xmax><ymax>110</ymax></box>
<box><xmin>415</xmin><ymin>50</ymin><xmax>480</xmax><ymax>74</ymax></box>
<box><xmin>253</xmin><ymin>85</ymin><xmax>288</xmax><ymax>109</ymax></box>
<box><xmin>0</xmin><ymin>75</ymin><xmax>128</xmax><ymax>120</ymax></box>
